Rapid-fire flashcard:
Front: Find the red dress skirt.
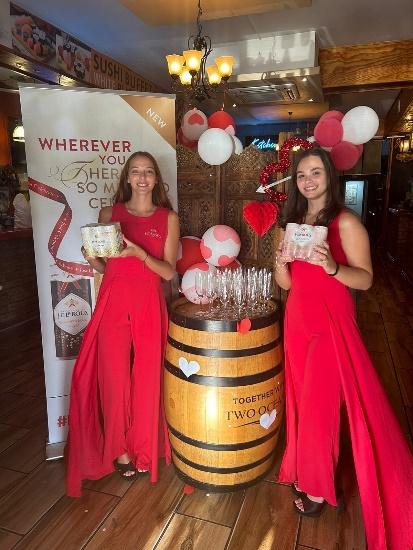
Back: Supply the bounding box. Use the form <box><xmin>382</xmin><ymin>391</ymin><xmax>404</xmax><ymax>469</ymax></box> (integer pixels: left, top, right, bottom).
<box><xmin>278</xmin><ymin>212</ymin><xmax>413</xmax><ymax>550</ymax></box>
<box><xmin>66</xmin><ymin>204</ymin><xmax>171</xmax><ymax>497</ymax></box>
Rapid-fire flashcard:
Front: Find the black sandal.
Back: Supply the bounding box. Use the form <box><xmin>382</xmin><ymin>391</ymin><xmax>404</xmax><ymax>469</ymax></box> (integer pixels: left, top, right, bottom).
<box><xmin>294</xmin><ymin>494</ymin><xmax>326</xmax><ymax>517</ymax></box>
<box><xmin>113</xmin><ymin>460</ymin><xmax>137</xmax><ymax>481</ymax></box>
<box><xmin>294</xmin><ymin>490</ymin><xmax>344</xmax><ymax>517</ymax></box>
<box><xmin>135</xmin><ymin>469</ymin><xmax>149</xmax><ymax>477</ymax></box>
<box><xmin>291</xmin><ymin>482</ymin><xmax>305</xmax><ymax>497</ymax></box>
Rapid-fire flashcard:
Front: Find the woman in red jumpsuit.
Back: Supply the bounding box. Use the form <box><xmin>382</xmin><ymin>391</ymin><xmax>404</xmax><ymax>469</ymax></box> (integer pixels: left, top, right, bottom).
<box><xmin>275</xmin><ymin>148</ymin><xmax>413</xmax><ymax>549</ymax></box>
<box><xmin>66</xmin><ymin>151</ymin><xmax>180</xmax><ymax>497</ymax></box>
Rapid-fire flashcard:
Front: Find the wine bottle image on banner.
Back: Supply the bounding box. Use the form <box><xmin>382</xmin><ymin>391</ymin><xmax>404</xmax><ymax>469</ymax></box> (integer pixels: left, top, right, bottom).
<box><xmin>50</xmin><ymin>266</ymin><xmax>92</xmax><ymax>359</ymax></box>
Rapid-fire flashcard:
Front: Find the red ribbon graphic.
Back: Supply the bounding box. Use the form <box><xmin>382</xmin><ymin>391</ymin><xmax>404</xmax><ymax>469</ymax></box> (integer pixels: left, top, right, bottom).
<box><xmin>28</xmin><ymin>177</ymin><xmax>93</xmax><ymax>277</ymax></box>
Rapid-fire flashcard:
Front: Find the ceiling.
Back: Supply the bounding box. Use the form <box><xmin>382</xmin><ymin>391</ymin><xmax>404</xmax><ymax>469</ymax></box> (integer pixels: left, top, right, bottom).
<box><xmin>5</xmin><ymin>0</ymin><xmax>413</xmax><ymax>126</ymax></box>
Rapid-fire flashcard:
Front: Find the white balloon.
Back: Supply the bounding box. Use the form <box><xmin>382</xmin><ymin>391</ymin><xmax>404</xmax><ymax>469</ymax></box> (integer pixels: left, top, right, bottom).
<box><xmin>197</xmin><ymin>128</ymin><xmax>234</xmax><ymax>165</ymax></box>
<box><xmin>232</xmin><ymin>136</ymin><xmax>244</xmax><ymax>155</ymax></box>
<box><xmin>341</xmin><ymin>106</ymin><xmax>379</xmax><ymax>145</ymax></box>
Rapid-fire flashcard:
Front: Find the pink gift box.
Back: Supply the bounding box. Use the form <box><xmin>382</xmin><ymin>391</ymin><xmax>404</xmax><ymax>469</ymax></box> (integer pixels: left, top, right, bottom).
<box><xmin>282</xmin><ymin>223</ymin><xmax>328</xmax><ymax>262</ymax></box>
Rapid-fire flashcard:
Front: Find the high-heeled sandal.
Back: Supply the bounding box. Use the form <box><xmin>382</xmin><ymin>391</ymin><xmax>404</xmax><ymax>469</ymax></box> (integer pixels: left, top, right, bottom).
<box><xmin>294</xmin><ymin>490</ymin><xmax>345</xmax><ymax>517</ymax></box>
<box><xmin>294</xmin><ymin>494</ymin><xmax>326</xmax><ymax>517</ymax></box>
<box><xmin>291</xmin><ymin>482</ymin><xmax>305</xmax><ymax>497</ymax></box>
<box><xmin>113</xmin><ymin>460</ymin><xmax>137</xmax><ymax>481</ymax></box>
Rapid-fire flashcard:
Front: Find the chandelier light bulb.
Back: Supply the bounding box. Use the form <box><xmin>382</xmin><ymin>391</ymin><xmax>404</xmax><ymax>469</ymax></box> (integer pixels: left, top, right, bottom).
<box><xmin>179</xmin><ymin>69</ymin><xmax>193</xmax><ymax>85</ymax></box>
<box><xmin>215</xmin><ymin>56</ymin><xmax>234</xmax><ymax>78</ymax></box>
<box><xmin>166</xmin><ymin>54</ymin><xmax>185</xmax><ymax>77</ymax></box>
<box><xmin>183</xmin><ymin>50</ymin><xmax>203</xmax><ymax>73</ymax></box>
<box><xmin>206</xmin><ymin>66</ymin><xmax>222</xmax><ymax>85</ymax></box>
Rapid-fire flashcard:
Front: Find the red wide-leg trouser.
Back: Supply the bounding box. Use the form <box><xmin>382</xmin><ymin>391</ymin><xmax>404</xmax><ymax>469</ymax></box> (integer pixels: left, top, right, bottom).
<box><xmin>96</xmin><ymin>275</ymin><xmax>167</xmax><ymax>474</ymax></box>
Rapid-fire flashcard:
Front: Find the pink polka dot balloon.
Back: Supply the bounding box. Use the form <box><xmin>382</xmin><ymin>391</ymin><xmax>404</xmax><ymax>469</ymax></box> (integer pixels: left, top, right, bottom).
<box><xmin>200</xmin><ymin>225</ymin><xmax>241</xmax><ymax>267</ymax></box>
<box><xmin>176</xmin><ymin>236</ymin><xmax>204</xmax><ymax>275</ymax></box>
<box><xmin>181</xmin><ymin>261</ymin><xmax>216</xmax><ymax>304</ymax></box>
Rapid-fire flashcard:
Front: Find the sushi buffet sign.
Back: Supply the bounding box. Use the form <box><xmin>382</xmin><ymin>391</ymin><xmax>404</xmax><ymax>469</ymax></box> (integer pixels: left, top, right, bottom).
<box><xmin>2</xmin><ymin>2</ymin><xmax>159</xmax><ymax>93</ymax></box>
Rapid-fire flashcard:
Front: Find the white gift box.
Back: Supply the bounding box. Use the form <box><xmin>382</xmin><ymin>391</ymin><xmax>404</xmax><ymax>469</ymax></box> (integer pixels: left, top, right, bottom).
<box><xmin>81</xmin><ymin>222</ymin><xmax>123</xmax><ymax>257</ymax></box>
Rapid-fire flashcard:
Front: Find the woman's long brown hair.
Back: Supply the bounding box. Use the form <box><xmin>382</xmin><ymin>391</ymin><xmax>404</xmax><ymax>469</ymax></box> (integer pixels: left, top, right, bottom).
<box><xmin>279</xmin><ymin>147</ymin><xmax>343</xmax><ymax>228</ymax></box>
<box><xmin>113</xmin><ymin>151</ymin><xmax>173</xmax><ymax>210</ymax></box>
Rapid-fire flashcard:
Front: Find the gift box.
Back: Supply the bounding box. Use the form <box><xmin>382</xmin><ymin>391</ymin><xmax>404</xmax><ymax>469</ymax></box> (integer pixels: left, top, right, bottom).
<box><xmin>81</xmin><ymin>222</ymin><xmax>123</xmax><ymax>257</ymax></box>
<box><xmin>282</xmin><ymin>223</ymin><xmax>328</xmax><ymax>261</ymax></box>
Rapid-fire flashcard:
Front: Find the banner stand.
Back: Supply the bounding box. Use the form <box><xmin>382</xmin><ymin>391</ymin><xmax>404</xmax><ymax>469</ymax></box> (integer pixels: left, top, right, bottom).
<box><xmin>20</xmin><ymin>84</ymin><xmax>177</xmax><ymax>456</ymax></box>
<box><xmin>46</xmin><ymin>441</ymin><xmax>65</xmax><ymax>461</ymax></box>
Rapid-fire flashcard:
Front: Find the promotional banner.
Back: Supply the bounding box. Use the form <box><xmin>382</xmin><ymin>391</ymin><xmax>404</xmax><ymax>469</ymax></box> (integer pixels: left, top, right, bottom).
<box><xmin>19</xmin><ymin>84</ymin><xmax>176</xmax><ymax>447</ymax></box>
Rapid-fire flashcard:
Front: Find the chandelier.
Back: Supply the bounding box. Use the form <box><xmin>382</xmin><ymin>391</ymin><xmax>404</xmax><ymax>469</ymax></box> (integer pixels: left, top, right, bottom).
<box><xmin>165</xmin><ymin>0</ymin><xmax>234</xmax><ymax>102</ymax></box>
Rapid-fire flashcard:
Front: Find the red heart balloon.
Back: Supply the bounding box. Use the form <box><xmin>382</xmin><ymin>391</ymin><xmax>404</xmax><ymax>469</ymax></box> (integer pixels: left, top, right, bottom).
<box><xmin>243</xmin><ymin>201</ymin><xmax>279</xmax><ymax>236</ymax></box>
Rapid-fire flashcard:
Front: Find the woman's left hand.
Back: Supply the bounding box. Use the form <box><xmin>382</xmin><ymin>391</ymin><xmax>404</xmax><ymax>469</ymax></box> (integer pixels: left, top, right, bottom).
<box><xmin>308</xmin><ymin>241</ymin><xmax>337</xmax><ymax>274</ymax></box>
<box><xmin>118</xmin><ymin>237</ymin><xmax>147</xmax><ymax>261</ymax></box>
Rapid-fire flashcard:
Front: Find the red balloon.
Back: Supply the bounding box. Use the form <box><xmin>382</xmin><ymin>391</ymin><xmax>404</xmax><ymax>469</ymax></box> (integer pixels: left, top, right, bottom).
<box><xmin>176</xmin><ymin>236</ymin><xmax>204</xmax><ymax>275</ymax></box>
<box><xmin>314</xmin><ymin>118</ymin><xmax>343</xmax><ymax>147</ymax></box>
<box><xmin>330</xmin><ymin>141</ymin><xmax>362</xmax><ymax>171</ymax></box>
<box><xmin>208</xmin><ymin>111</ymin><xmax>236</xmax><ymax>135</ymax></box>
<box><xmin>319</xmin><ymin>110</ymin><xmax>344</xmax><ymax>122</ymax></box>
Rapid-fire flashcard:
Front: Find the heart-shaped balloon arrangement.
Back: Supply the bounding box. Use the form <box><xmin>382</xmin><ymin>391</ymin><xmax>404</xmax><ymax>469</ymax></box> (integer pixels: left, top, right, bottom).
<box><xmin>259</xmin><ymin>136</ymin><xmax>314</xmax><ymax>190</ymax></box>
<box><xmin>243</xmin><ymin>137</ymin><xmax>312</xmax><ymax>236</ymax></box>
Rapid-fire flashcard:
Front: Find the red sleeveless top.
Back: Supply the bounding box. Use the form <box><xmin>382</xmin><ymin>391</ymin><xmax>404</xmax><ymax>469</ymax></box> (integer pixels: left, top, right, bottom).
<box><xmin>104</xmin><ymin>203</ymin><xmax>170</xmax><ymax>281</ymax></box>
<box><xmin>288</xmin><ymin>210</ymin><xmax>351</xmax><ymax>307</ymax></box>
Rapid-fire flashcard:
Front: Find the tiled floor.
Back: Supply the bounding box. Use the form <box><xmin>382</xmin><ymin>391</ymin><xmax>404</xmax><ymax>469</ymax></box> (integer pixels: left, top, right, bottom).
<box><xmin>0</xmin><ymin>255</ymin><xmax>411</xmax><ymax>549</ymax></box>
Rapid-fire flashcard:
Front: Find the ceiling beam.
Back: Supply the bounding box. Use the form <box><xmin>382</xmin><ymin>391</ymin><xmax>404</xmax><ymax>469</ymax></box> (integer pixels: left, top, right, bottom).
<box><xmin>319</xmin><ymin>40</ymin><xmax>413</xmax><ymax>94</ymax></box>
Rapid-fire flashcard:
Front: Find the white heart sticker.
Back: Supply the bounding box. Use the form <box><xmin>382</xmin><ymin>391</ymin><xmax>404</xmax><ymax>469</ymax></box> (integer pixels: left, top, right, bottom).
<box><xmin>259</xmin><ymin>409</ymin><xmax>277</xmax><ymax>429</ymax></box>
<box><xmin>178</xmin><ymin>356</ymin><xmax>201</xmax><ymax>378</ymax></box>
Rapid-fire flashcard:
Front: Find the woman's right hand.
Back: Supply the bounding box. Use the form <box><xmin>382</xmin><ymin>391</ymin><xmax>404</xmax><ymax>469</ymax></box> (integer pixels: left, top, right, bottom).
<box><xmin>81</xmin><ymin>246</ymin><xmax>96</xmax><ymax>264</ymax></box>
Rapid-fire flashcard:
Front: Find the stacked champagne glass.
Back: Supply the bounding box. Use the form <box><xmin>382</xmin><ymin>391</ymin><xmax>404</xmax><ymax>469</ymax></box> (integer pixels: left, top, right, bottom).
<box><xmin>194</xmin><ymin>267</ymin><xmax>273</xmax><ymax>319</ymax></box>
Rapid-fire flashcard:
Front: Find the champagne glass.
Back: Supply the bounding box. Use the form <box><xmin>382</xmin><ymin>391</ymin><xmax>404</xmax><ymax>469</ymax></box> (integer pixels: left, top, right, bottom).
<box><xmin>263</xmin><ymin>269</ymin><xmax>273</xmax><ymax>310</ymax></box>
<box><xmin>246</xmin><ymin>270</ymin><xmax>258</xmax><ymax>316</ymax></box>
<box><xmin>219</xmin><ymin>270</ymin><xmax>231</xmax><ymax>316</ymax></box>
<box><xmin>195</xmin><ymin>271</ymin><xmax>206</xmax><ymax>317</ymax></box>
<box><xmin>233</xmin><ymin>273</ymin><xmax>246</xmax><ymax>318</ymax></box>
<box><xmin>205</xmin><ymin>271</ymin><xmax>216</xmax><ymax>317</ymax></box>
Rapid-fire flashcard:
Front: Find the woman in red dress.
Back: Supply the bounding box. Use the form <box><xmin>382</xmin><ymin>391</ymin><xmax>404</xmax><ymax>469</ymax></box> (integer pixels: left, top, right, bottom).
<box><xmin>66</xmin><ymin>151</ymin><xmax>180</xmax><ymax>497</ymax></box>
<box><xmin>275</xmin><ymin>148</ymin><xmax>413</xmax><ymax>549</ymax></box>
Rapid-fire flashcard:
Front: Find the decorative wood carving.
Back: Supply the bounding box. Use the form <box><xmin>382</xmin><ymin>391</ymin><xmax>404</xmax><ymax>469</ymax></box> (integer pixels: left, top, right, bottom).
<box><xmin>177</xmin><ymin>145</ymin><xmax>279</xmax><ymax>268</ymax></box>
<box><xmin>177</xmin><ymin>145</ymin><xmax>221</xmax><ymax>238</ymax></box>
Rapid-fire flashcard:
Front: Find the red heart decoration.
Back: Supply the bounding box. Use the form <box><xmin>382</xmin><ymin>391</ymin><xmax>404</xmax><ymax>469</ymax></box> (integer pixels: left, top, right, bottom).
<box><xmin>243</xmin><ymin>201</ymin><xmax>279</xmax><ymax>236</ymax></box>
<box><xmin>237</xmin><ymin>318</ymin><xmax>252</xmax><ymax>334</ymax></box>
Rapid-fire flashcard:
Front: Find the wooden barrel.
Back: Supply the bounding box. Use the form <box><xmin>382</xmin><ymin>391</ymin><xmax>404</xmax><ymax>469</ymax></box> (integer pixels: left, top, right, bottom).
<box><xmin>164</xmin><ymin>297</ymin><xmax>284</xmax><ymax>492</ymax></box>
